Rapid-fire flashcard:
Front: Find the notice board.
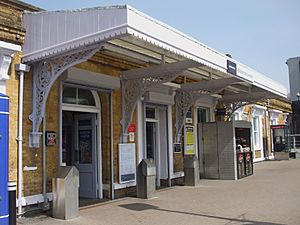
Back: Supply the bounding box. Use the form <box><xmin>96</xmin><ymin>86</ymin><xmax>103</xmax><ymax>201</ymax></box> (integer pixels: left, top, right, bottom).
<box><xmin>119</xmin><ymin>143</ymin><xmax>136</xmax><ymax>183</ymax></box>
<box><xmin>184</xmin><ymin>125</ymin><xmax>195</xmax><ymax>155</ymax></box>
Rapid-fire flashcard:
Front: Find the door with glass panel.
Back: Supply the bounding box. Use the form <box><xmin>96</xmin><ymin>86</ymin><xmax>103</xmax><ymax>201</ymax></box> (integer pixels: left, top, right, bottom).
<box><xmin>74</xmin><ymin>113</ymin><xmax>97</xmax><ymax>198</ymax></box>
<box><xmin>144</xmin><ymin>105</ymin><xmax>168</xmax><ymax>187</ymax></box>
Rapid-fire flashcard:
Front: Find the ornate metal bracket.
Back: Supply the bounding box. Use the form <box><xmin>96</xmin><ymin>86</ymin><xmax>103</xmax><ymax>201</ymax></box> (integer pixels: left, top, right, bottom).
<box><xmin>174</xmin><ymin>90</ymin><xmax>219</xmax><ymax>143</ymax></box>
<box><xmin>222</xmin><ymin>99</ymin><xmax>268</xmax><ymax>121</ymax></box>
<box><xmin>174</xmin><ymin>89</ymin><xmax>194</xmax><ymax>143</ymax></box>
<box><xmin>223</xmin><ymin>101</ymin><xmax>250</xmax><ymax>121</ymax></box>
<box><xmin>29</xmin><ymin>44</ymin><xmax>101</xmax><ymax>147</ymax></box>
<box><xmin>121</xmin><ymin>73</ymin><xmax>178</xmax><ymax>142</ymax></box>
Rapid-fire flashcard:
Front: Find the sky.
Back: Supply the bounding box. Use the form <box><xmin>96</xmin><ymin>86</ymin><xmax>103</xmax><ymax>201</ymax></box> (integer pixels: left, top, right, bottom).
<box><xmin>22</xmin><ymin>0</ymin><xmax>300</xmax><ymax>92</ymax></box>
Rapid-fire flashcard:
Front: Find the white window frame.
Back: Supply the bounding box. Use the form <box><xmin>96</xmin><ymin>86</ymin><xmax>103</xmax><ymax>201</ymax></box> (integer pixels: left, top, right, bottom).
<box><xmin>252</xmin><ymin>116</ymin><xmax>261</xmax><ymax>150</ymax></box>
<box><xmin>251</xmin><ymin>105</ymin><xmax>266</xmax><ymax>161</ymax></box>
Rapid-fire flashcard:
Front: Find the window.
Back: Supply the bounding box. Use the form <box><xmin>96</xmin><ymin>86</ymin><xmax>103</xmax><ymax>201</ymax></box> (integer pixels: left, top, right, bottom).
<box><xmin>270</xmin><ymin>119</ymin><xmax>277</xmax><ymax>125</ymax></box>
<box><xmin>146</xmin><ymin>107</ymin><xmax>156</xmax><ymax>119</ymax></box>
<box><xmin>63</xmin><ymin>86</ymin><xmax>95</xmax><ymax>106</ymax></box>
<box><xmin>252</xmin><ymin>116</ymin><xmax>261</xmax><ymax>149</ymax></box>
<box><xmin>197</xmin><ymin>107</ymin><xmax>210</xmax><ymax>123</ymax></box>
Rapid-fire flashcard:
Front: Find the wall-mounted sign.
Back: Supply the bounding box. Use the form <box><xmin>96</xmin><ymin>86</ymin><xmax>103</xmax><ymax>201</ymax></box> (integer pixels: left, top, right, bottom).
<box><xmin>46</xmin><ymin>131</ymin><xmax>56</xmax><ymax>146</ymax></box>
<box><xmin>129</xmin><ymin>132</ymin><xmax>135</xmax><ymax>142</ymax></box>
<box><xmin>227</xmin><ymin>60</ymin><xmax>237</xmax><ymax>75</ymax></box>
<box><xmin>216</xmin><ymin>108</ymin><xmax>226</xmax><ymax>116</ymax></box>
<box><xmin>174</xmin><ymin>143</ymin><xmax>182</xmax><ymax>153</ymax></box>
<box><xmin>184</xmin><ymin>126</ymin><xmax>195</xmax><ymax>155</ymax></box>
<box><xmin>119</xmin><ymin>143</ymin><xmax>136</xmax><ymax>183</ymax></box>
<box><xmin>185</xmin><ymin>107</ymin><xmax>193</xmax><ymax>124</ymax></box>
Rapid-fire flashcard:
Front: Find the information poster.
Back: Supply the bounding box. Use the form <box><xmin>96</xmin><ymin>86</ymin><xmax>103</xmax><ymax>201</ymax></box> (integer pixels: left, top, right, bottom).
<box><xmin>184</xmin><ymin>125</ymin><xmax>195</xmax><ymax>155</ymax></box>
<box><xmin>119</xmin><ymin>143</ymin><xmax>136</xmax><ymax>183</ymax></box>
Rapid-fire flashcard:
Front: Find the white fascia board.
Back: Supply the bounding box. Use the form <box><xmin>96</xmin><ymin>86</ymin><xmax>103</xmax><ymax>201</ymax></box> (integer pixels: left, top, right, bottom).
<box><xmin>235</xmin><ymin>60</ymin><xmax>287</xmax><ymax>98</ymax></box>
<box><xmin>0</xmin><ymin>41</ymin><xmax>21</xmax><ymax>52</ymax></box>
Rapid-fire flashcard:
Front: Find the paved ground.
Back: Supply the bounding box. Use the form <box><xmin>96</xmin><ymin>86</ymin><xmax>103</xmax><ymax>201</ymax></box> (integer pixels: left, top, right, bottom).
<box><xmin>19</xmin><ymin>160</ymin><xmax>300</xmax><ymax>225</ymax></box>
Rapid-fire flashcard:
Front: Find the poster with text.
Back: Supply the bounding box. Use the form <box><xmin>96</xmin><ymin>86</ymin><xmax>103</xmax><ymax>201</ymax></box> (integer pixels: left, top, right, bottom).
<box><xmin>119</xmin><ymin>143</ymin><xmax>136</xmax><ymax>183</ymax></box>
<box><xmin>185</xmin><ymin>125</ymin><xmax>195</xmax><ymax>155</ymax></box>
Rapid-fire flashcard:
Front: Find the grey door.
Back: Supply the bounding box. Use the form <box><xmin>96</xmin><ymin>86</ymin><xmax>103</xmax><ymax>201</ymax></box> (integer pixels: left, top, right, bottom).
<box><xmin>74</xmin><ymin>114</ymin><xmax>97</xmax><ymax>198</ymax></box>
<box><xmin>202</xmin><ymin>123</ymin><xmax>219</xmax><ymax>179</ymax></box>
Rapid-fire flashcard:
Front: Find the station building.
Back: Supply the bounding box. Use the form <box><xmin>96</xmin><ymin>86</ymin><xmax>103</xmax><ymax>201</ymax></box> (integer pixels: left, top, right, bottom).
<box><xmin>0</xmin><ymin>1</ymin><xmax>291</xmax><ymax>215</ymax></box>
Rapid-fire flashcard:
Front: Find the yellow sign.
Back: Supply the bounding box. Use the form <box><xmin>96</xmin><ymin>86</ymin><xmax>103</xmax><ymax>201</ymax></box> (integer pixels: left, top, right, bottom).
<box><xmin>185</xmin><ymin>126</ymin><xmax>195</xmax><ymax>155</ymax></box>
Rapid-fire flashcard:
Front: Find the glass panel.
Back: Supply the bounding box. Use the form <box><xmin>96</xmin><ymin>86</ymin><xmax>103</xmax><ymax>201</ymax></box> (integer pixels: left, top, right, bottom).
<box><xmin>146</xmin><ymin>107</ymin><xmax>156</xmax><ymax>119</ymax></box>
<box><xmin>63</xmin><ymin>87</ymin><xmax>76</xmax><ymax>104</ymax></box>
<box><xmin>78</xmin><ymin>89</ymin><xmax>96</xmax><ymax>106</ymax></box>
<box><xmin>254</xmin><ymin>132</ymin><xmax>258</xmax><ymax>146</ymax></box>
<box><xmin>197</xmin><ymin>107</ymin><xmax>210</xmax><ymax>123</ymax></box>
<box><xmin>146</xmin><ymin>122</ymin><xmax>155</xmax><ymax>159</ymax></box>
<box><xmin>78</xmin><ymin>119</ymin><xmax>92</xmax><ymax>127</ymax></box>
<box><xmin>253</xmin><ymin>117</ymin><xmax>258</xmax><ymax>131</ymax></box>
<box><xmin>78</xmin><ymin>128</ymin><xmax>92</xmax><ymax>164</ymax></box>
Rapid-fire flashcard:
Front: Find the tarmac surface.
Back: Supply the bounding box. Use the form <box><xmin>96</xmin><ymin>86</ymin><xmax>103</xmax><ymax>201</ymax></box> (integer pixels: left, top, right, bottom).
<box><xmin>18</xmin><ymin>159</ymin><xmax>300</xmax><ymax>225</ymax></box>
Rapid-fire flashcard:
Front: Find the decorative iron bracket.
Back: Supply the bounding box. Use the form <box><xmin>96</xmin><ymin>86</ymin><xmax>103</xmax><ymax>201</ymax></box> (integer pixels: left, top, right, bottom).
<box><xmin>174</xmin><ymin>77</ymin><xmax>240</xmax><ymax>142</ymax></box>
<box><xmin>120</xmin><ymin>59</ymin><xmax>201</xmax><ymax>143</ymax></box>
<box><xmin>174</xmin><ymin>90</ymin><xmax>220</xmax><ymax>142</ymax></box>
<box><xmin>29</xmin><ymin>44</ymin><xmax>101</xmax><ymax>148</ymax></box>
<box><xmin>121</xmin><ymin>73</ymin><xmax>179</xmax><ymax>142</ymax></box>
<box><xmin>220</xmin><ymin>91</ymin><xmax>277</xmax><ymax>121</ymax></box>
<box><xmin>222</xmin><ymin>101</ymin><xmax>252</xmax><ymax>121</ymax></box>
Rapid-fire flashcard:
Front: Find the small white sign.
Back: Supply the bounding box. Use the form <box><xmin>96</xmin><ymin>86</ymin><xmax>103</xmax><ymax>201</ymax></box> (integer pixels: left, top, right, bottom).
<box><xmin>129</xmin><ymin>132</ymin><xmax>135</xmax><ymax>142</ymax></box>
<box><xmin>119</xmin><ymin>143</ymin><xmax>136</xmax><ymax>183</ymax></box>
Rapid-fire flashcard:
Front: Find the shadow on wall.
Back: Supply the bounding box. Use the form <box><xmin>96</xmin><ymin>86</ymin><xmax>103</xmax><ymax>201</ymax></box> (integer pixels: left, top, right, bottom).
<box><xmin>119</xmin><ymin>203</ymin><xmax>283</xmax><ymax>225</ymax></box>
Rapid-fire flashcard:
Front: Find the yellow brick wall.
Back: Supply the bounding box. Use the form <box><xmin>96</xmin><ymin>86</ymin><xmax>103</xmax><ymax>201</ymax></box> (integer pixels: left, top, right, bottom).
<box><xmin>22</xmin><ymin>69</ymin><xmax>59</xmax><ymax>196</ymax></box>
<box><xmin>19</xmin><ymin>52</ymin><xmax>186</xmax><ymax>196</ymax></box>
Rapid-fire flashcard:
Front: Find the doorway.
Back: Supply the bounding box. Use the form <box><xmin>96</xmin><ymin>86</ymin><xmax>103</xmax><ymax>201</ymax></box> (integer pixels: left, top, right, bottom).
<box><xmin>61</xmin><ymin>85</ymin><xmax>102</xmax><ymax>199</ymax></box>
<box><xmin>144</xmin><ymin>105</ymin><xmax>168</xmax><ymax>187</ymax></box>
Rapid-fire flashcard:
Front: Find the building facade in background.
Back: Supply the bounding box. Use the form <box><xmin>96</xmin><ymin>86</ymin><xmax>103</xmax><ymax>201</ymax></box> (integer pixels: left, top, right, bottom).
<box><xmin>287</xmin><ymin>57</ymin><xmax>300</xmax><ymax>135</ymax></box>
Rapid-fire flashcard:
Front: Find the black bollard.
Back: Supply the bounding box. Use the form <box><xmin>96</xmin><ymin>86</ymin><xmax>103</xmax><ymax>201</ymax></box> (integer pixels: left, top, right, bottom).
<box><xmin>8</xmin><ymin>182</ymin><xmax>16</xmax><ymax>225</ymax></box>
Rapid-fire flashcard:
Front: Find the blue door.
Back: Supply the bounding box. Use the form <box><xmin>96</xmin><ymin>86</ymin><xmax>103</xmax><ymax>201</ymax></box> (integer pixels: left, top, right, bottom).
<box><xmin>0</xmin><ymin>93</ymin><xmax>9</xmax><ymax>224</ymax></box>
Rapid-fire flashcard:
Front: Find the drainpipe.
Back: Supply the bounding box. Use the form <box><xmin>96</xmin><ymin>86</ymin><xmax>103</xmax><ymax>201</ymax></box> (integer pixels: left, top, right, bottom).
<box><xmin>15</xmin><ymin>64</ymin><xmax>30</xmax><ymax>217</ymax></box>
<box><xmin>110</xmin><ymin>92</ymin><xmax>114</xmax><ymax>200</ymax></box>
<box><xmin>42</xmin><ymin>117</ymin><xmax>49</xmax><ymax>210</ymax></box>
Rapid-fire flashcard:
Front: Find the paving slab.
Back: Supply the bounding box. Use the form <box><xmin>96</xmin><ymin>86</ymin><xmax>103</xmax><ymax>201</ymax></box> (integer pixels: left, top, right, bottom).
<box><xmin>18</xmin><ymin>160</ymin><xmax>300</xmax><ymax>225</ymax></box>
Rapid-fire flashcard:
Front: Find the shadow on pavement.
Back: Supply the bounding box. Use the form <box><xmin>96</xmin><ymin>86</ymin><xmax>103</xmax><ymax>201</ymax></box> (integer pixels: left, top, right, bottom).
<box><xmin>119</xmin><ymin>203</ymin><xmax>283</xmax><ymax>225</ymax></box>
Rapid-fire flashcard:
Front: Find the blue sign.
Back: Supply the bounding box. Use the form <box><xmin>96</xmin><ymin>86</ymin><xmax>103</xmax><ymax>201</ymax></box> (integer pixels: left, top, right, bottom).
<box><xmin>0</xmin><ymin>93</ymin><xmax>9</xmax><ymax>225</ymax></box>
<box><xmin>227</xmin><ymin>60</ymin><xmax>237</xmax><ymax>75</ymax></box>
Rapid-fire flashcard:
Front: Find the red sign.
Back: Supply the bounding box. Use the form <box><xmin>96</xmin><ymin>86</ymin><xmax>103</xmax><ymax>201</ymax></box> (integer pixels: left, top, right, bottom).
<box><xmin>128</xmin><ymin>124</ymin><xmax>136</xmax><ymax>133</ymax></box>
<box><xmin>271</xmin><ymin>125</ymin><xmax>285</xmax><ymax>129</ymax></box>
<box><xmin>46</xmin><ymin>131</ymin><xmax>56</xmax><ymax>146</ymax></box>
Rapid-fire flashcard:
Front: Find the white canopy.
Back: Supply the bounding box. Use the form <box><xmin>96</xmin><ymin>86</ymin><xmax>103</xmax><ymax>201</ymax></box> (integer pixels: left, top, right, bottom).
<box><xmin>22</xmin><ymin>5</ymin><xmax>287</xmax><ymax>98</ymax></box>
